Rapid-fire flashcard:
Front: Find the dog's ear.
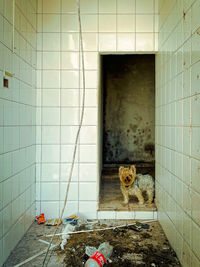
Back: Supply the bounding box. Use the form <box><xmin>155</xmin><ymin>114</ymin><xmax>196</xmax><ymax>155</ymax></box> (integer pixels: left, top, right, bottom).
<box><xmin>119</xmin><ymin>166</ymin><xmax>124</xmax><ymax>175</ymax></box>
<box><xmin>130</xmin><ymin>165</ymin><xmax>136</xmax><ymax>176</ymax></box>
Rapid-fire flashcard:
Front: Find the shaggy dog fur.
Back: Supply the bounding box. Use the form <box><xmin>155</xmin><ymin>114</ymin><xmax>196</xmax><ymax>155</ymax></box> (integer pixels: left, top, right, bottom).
<box><xmin>119</xmin><ymin>165</ymin><xmax>154</xmax><ymax>205</ymax></box>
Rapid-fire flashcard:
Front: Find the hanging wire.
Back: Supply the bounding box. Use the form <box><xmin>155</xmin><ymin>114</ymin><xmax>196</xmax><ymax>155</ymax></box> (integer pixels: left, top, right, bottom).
<box><xmin>42</xmin><ymin>0</ymin><xmax>86</xmax><ymax>265</ymax></box>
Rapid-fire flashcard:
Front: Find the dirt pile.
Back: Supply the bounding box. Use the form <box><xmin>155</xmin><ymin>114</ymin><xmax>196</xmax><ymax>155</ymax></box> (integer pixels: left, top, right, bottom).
<box><xmin>57</xmin><ymin>221</ymin><xmax>180</xmax><ymax>267</ymax></box>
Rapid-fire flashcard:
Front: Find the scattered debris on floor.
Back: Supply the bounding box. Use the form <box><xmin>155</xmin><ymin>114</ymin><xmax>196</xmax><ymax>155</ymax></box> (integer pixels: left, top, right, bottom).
<box><xmin>56</xmin><ymin>220</ymin><xmax>181</xmax><ymax>267</ymax></box>
<box><xmin>3</xmin><ymin>220</ymin><xmax>181</xmax><ymax>267</ymax></box>
<box><xmin>35</xmin><ymin>213</ymin><xmax>46</xmax><ymax>224</ymax></box>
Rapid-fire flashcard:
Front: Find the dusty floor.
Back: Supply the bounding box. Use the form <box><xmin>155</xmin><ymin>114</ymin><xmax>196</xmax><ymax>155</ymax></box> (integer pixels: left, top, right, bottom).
<box><xmin>99</xmin><ymin>166</ymin><xmax>156</xmax><ymax>211</ymax></box>
<box><xmin>3</xmin><ymin>220</ymin><xmax>181</xmax><ymax>267</ymax></box>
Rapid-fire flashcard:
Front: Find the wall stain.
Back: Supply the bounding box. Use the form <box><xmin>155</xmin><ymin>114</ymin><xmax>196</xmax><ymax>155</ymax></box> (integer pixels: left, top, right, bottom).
<box><xmin>102</xmin><ymin>55</ymin><xmax>155</xmax><ymax>164</ymax></box>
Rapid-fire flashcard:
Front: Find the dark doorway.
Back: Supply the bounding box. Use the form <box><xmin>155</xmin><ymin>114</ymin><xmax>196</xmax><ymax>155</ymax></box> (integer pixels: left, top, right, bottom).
<box><xmin>99</xmin><ymin>54</ymin><xmax>156</xmax><ymax>211</ymax></box>
<box><xmin>102</xmin><ymin>54</ymin><xmax>155</xmax><ymax>166</ymax></box>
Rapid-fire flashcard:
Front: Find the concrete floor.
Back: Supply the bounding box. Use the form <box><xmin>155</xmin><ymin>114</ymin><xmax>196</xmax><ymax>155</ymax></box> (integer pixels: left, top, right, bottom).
<box><xmin>3</xmin><ymin>223</ymin><xmax>65</xmax><ymax>267</ymax></box>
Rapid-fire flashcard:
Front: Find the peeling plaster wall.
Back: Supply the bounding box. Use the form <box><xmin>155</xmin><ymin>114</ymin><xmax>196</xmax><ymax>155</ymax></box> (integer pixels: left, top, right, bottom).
<box><xmin>103</xmin><ymin>55</ymin><xmax>155</xmax><ymax>164</ymax></box>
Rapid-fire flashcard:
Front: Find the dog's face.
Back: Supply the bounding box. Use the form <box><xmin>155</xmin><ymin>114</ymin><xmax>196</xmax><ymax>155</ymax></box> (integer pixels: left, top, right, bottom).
<box><xmin>119</xmin><ymin>165</ymin><xmax>136</xmax><ymax>186</ymax></box>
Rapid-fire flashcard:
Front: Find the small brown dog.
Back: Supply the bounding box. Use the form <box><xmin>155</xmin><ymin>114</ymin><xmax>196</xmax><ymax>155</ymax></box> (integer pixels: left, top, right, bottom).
<box><xmin>119</xmin><ymin>165</ymin><xmax>154</xmax><ymax>205</ymax></box>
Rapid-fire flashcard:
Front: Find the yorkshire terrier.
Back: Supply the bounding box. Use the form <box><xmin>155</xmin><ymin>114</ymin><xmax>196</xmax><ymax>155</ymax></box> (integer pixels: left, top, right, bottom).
<box><xmin>119</xmin><ymin>165</ymin><xmax>154</xmax><ymax>205</ymax></box>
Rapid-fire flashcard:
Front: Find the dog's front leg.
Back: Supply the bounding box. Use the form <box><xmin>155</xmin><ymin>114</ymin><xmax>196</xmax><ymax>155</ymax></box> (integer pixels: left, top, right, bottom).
<box><xmin>121</xmin><ymin>186</ymin><xmax>129</xmax><ymax>204</ymax></box>
<box><xmin>135</xmin><ymin>187</ymin><xmax>144</xmax><ymax>205</ymax></box>
<box><xmin>123</xmin><ymin>192</ymin><xmax>129</xmax><ymax>204</ymax></box>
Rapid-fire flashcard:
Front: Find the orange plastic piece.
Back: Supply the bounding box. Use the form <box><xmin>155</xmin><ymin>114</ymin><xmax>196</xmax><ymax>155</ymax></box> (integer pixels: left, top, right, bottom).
<box><xmin>35</xmin><ymin>213</ymin><xmax>46</xmax><ymax>224</ymax></box>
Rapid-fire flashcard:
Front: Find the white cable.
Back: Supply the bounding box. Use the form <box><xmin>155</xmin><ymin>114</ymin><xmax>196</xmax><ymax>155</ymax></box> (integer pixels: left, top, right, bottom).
<box><xmin>42</xmin><ymin>1</ymin><xmax>86</xmax><ymax>266</ymax></box>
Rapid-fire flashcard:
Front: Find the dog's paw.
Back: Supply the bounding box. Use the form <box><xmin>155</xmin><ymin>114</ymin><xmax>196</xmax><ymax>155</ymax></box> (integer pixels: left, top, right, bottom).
<box><xmin>138</xmin><ymin>201</ymin><xmax>144</xmax><ymax>205</ymax></box>
<box><xmin>122</xmin><ymin>200</ymin><xmax>129</xmax><ymax>205</ymax></box>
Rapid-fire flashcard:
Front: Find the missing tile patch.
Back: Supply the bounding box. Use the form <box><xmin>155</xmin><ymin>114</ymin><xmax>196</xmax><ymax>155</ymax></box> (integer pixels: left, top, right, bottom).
<box><xmin>3</xmin><ymin>77</ymin><xmax>8</xmax><ymax>88</ymax></box>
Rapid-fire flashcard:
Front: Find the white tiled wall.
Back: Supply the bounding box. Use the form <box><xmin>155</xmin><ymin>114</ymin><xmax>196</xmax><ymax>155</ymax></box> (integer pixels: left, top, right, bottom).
<box><xmin>156</xmin><ymin>0</ymin><xmax>200</xmax><ymax>265</ymax></box>
<box><xmin>0</xmin><ymin>0</ymin><xmax>36</xmax><ymax>265</ymax></box>
<box><xmin>36</xmin><ymin>0</ymin><xmax>158</xmax><ymax>219</ymax></box>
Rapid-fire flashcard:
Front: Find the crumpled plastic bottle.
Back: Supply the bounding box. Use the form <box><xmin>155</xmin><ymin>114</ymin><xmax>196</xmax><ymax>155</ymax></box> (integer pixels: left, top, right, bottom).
<box><xmin>85</xmin><ymin>242</ymin><xmax>113</xmax><ymax>267</ymax></box>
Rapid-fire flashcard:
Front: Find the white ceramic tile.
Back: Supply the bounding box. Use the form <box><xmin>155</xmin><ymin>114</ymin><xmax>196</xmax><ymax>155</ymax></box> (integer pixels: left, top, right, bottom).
<box><xmin>43</xmin><ymin>52</ymin><xmax>60</xmax><ymax>70</ymax></box>
<box><xmin>191</xmin><ymin>128</ymin><xmax>200</xmax><ymax>160</ymax></box>
<box><xmin>62</xmin><ymin>0</ymin><xmax>77</xmax><ymax>13</ymax></box>
<box><xmin>60</xmin><ymin>182</ymin><xmax>78</xmax><ymax>201</ymax></box>
<box><xmin>42</xmin><ymin>126</ymin><xmax>60</xmax><ymax>144</ymax></box>
<box><xmin>61</xmin><ymin>70</ymin><xmax>79</xmax><ymax>88</ymax></box>
<box><xmin>80</xmin><ymin>70</ymin><xmax>98</xmax><ymax>88</ymax></box>
<box><xmin>43</xmin><ymin>0</ymin><xmax>60</xmax><ymax>13</ymax></box>
<box><xmin>81</xmin><ymin>52</ymin><xmax>98</xmax><ymax>70</ymax></box>
<box><xmin>61</xmin><ymin>107</ymin><xmax>80</xmax><ymax>125</ymax></box>
<box><xmin>42</xmin><ymin>145</ymin><xmax>60</xmax><ymax>162</ymax></box>
<box><xmin>42</xmin><ymin>108</ymin><xmax>60</xmax><ymax>125</ymax></box>
<box><xmin>80</xmin><ymin>89</ymin><xmax>97</xmax><ymax>107</ymax></box>
<box><xmin>42</xmin><ymin>89</ymin><xmax>60</xmax><ymax>107</ymax></box>
<box><xmin>61</xmin><ymin>145</ymin><xmax>79</xmax><ymax>162</ymax></box>
<box><xmin>59</xmin><ymin>201</ymin><xmax>78</xmax><ymax>218</ymax></box>
<box><xmin>42</xmin><ymin>70</ymin><xmax>60</xmax><ymax>88</ymax></box>
<box><xmin>80</xmin><ymin>126</ymin><xmax>97</xmax><ymax>143</ymax></box>
<box><xmin>62</xmin><ymin>14</ymin><xmax>78</xmax><ymax>32</ymax></box>
<box><xmin>117</xmin><ymin>33</ymin><xmax>135</xmax><ymax>51</ymax></box>
<box><xmin>99</xmin><ymin>15</ymin><xmax>116</xmax><ymax>32</ymax></box>
<box><xmin>82</xmin><ymin>108</ymin><xmax>97</xmax><ymax>125</ymax></box>
<box><xmin>80</xmin><ymin>0</ymin><xmax>98</xmax><ymax>13</ymax></box>
<box><xmin>79</xmin><ymin>164</ymin><xmax>97</xmax><ymax>181</ymax></box>
<box><xmin>97</xmin><ymin>211</ymin><xmax>116</xmax><ymax>219</ymax></box>
<box><xmin>81</xmin><ymin>15</ymin><xmax>98</xmax><ymax>32</ymax></box>
<box><xmin>191</xmin><ymin>158</ymin><xmax>200</xmax><ymax>194</ymax></box>
<box><xmin>136</xmin><ymin>15</ymin><xmax>154</xmax><ymax>32</ymax></box>
<box><xmin>99</xmin><ymin>0</ymin><xmax>116</xmax><ymax>13</ymax></box>
<box><xmin>60</xmin><ymin>163</ymin><xmax>79</xmax><ymax>181</ymax></box>
<box><xmin>61</xmin><ymin>89</ymin><xmax>79</xmax><ymax>106</ymax></box>
<box><xmin>136</xmin><ymin>0</ymin><xmax>154</xmax><ymax>14</ymax></box>
<box><xmin>99</xmin><ymin>33</ymin><xmax>117</xmax><ymax>51</ymax></box>
<box><xmin>117</xmin><ymin>15</ymin><xmax>135</xmax><ymax>32</ymax></box>
<box><xmin>79</xmin><ymin>201</ymin><xmax>97</xmax><ymax>214</ymax></box>
<box><xmin>117</xmin><ymin>0</ymin><xmax>135</xmax><ymax>14</ymax></box>
<box><xmin>79</xmin><ymin>182</ymin><xmax>97</xmax><ymax>200</ymax></box>
<box><xmin>43</xmin><ymin>14</ymin><xmax>60</xmax><ymax>32</ymax></box>
<box><xmin>61</xmin><ymin>33</ymin><xmax>79</xmax><ymax>51</ymax></box>
<box><xmin>136</xmin><ymin>33</ymin><xmax>154</xmax><ymax>51</ymax></box>
<box><xmin>116</xmin><ymin>211</ymin><xmax>135</xmax><ymax>219</ymax></box>
<box><xmin>82</xmin><ymin>33</ymin><xmax>98</xmax><ymax>51</ymax></box>
<box><xmin>61</xmin><ymin>52</ymin><xmax>79</xmax><ymax>69</ymax></box>
<box><xmin>41</xmin><ymin>182</ymin><xmax>59</xmax><ymax>201</ymax></box>
<box><xmin>43</xmin><ymin>33</ymin><xmax>60</xmax><ymax>51</ymax></box>
<box><xmin>80</xmin><ymin>145</ymin><xmax>97</xmax><ymax>163</ymax></box>
<box><xmin>61</xmin><ymin>126</ymin><xmax>78</xmax><ymax>143</ymax></box>
<box><xmin>135</xmin><ymin>211</ymin><xmax>154</xmax><ymax>220</ymax></box>
<box><xmin>191</xmin><ymin>95</ymin><xmax>200</xmax><ymax>126</ymax></box>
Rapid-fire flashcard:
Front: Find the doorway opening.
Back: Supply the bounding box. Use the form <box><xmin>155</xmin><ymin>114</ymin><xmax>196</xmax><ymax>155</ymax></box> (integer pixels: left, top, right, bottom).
<box><xmin>99</xmin><ymin>54</ymin><xmax>156</xmax><ymax>211</ymax></box>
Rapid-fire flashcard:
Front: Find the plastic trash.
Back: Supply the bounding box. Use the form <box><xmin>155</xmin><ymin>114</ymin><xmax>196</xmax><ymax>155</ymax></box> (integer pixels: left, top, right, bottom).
<box><xmin>85</xmin><ymin>246</ymin><xmax>98</xmax><ymax>257</ymax></box>
<box><xmin>85</xmin><ymin>242</ymin><xmax>113</xmax><ymax>267</ymax></box>
<box><xmin>35</xmin><ymin>213</ymin><xmax>46</xmax><ymax>224</ymax></box>
<box><xmin>62</xmin><ymin>215</ymin><xmax>79</xmax><ymax>225</ymax></box>
<box><xmin>45</xmin><ymin>218</ymin><xmax>62</xmax><ymax>226</ymax></box>
<box><xmin>60</xmin><ymin>224</ymin><xmax>75</xmax><ymax>250</ymax></box>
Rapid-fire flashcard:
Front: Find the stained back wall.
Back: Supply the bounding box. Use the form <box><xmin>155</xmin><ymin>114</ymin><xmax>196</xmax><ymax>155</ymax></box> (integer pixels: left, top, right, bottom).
<box><xmin>103</xmin><ymin>55</ymin><xmax>155</xmax><ymax>165</ymax></box>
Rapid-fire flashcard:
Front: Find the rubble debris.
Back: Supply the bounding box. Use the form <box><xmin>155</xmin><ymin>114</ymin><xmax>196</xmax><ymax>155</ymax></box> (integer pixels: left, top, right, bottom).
<box><xmin>57</xmin><ymin>221</ymin><xmax>181</xmax><ymax>267</ymax></box>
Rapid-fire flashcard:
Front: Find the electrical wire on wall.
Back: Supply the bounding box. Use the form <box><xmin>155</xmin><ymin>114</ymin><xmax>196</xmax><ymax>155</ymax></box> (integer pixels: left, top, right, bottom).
<box><xmin>42</xmin><ymin>0</ymin><xmax>86</xmax><ymax>265</ymax></box>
